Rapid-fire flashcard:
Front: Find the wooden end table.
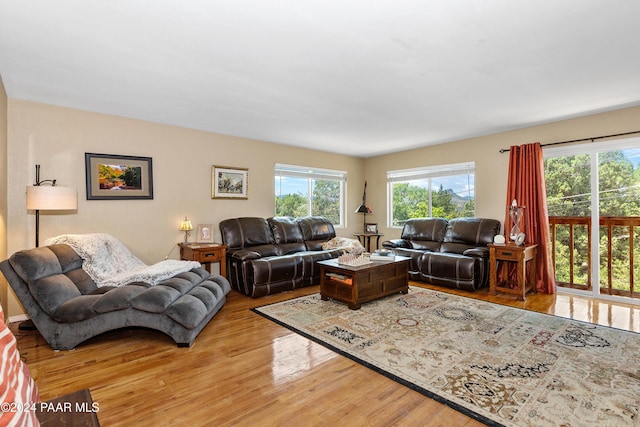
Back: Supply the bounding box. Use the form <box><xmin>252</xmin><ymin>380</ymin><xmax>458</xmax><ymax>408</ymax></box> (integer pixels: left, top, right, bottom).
<box><xmin>178</xmin><ymin>243</ymin><xmax>227</xmax><ymax>277</ymax></box>
<box><xmin>353</xmin><ymin>233</ymin><xmax>384</xmax><ymax>252</ymax></box>
<box><xmin>489</xmin><ymin>243</ymin><xmax>538</xmax><ymax>301</ymax></box>
<box><xmin>318</xmin><ymin>256</ymin><xmax>409</xmax><ymax>310</ymax></box>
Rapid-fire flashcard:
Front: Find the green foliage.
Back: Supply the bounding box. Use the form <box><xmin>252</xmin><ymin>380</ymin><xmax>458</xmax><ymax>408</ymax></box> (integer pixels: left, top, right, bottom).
<box><xmin>275</xmin><ymin>179</ymin><xmax>341</xmax><ymax>224</ymax></box>
<box><xmin>275</xmin><ymin>192</ymin><xmax>308</xmax><ymax>218</ymax></box>
<box><xmin>391</xmin><ymin>182</ymin><xmax>474</xmax><ymax>226</ymax></box>
<box><xmin>312</xmin><ymin>180</ymin><xmax>340</xmax><ymax>224</ymax></box>
<box><xmin>545</xmin><ymin>154</ymin><xmax>591</xmax><ymax>216</ymax></box>
<box><xmin>122</xmin><ymin>167</ymin><xmax>141</xmax><ymax>188</ymax></box>
<box><xmin>545</xmin><ymin>149</ymin><xmax>640</xmax><ymax>296</ymax></box>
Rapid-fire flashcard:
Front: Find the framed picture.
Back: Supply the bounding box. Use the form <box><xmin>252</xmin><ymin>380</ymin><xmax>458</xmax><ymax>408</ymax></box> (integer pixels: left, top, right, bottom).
<box><xmin>212</xmin><ymin>165</ymin><xmax>248</xmax><ymax>199</ymax></box>
<box><xmin>85</xmin><ymin>153</ymin><xmax>153</xmax><ymax>200</ymax></box>
<box><xmin>196</xmin><ymin>224</ymin><xmax>214</xmax><ymax>243</ymax></box>
<box><xmin>366</xmin><ymin>223</ymin><xmax>378</xmax><ymax>233</ymax></box>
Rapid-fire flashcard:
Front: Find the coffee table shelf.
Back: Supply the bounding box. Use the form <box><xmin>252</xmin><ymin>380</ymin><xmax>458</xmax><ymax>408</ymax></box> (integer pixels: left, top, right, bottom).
<box><xmin>318</xmin><ymin>256</ymin><xmax>410</xmax><ymax>310</ymax></box>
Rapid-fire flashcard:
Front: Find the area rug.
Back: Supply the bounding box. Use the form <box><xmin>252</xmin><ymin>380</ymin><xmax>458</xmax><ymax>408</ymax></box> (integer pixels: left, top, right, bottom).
<box><xmin>253</xmin><ymin>287</ymin><xmax>640</xmax><ymax>427</ymax></box>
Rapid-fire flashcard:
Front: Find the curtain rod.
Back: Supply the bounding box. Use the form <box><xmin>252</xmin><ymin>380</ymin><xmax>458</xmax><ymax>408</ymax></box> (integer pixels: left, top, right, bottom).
<box><xmin>498</xmin><ymin>130</ymin><xmax>640</xmax><ymax>153</ymax></box>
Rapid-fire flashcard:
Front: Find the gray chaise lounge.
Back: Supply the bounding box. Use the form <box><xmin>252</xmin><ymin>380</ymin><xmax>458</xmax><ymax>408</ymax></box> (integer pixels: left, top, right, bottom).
<box><xmin>0</xmin><ymin>243</ymin><xmax>231</xmax><ymax>350</ymax></box>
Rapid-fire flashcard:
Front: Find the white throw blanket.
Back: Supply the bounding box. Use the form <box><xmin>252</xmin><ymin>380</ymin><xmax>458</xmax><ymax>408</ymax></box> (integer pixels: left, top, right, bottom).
<box><xmin>321</xmin><ymin>237</ymin><xmax>365</xmax><ymax>255</ymax></box>
<box><xmin>44</xmin><ymin>233</ymin><xmax>201</xmax><ymax>287</ymax></box>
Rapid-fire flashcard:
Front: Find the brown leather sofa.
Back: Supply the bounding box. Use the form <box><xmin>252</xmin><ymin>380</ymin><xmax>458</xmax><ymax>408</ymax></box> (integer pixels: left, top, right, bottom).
<box><xmin>219</xmin><ymin>216</ymin><xmax>343</xmax><ymax>297</ymax></box>
<box><xmin>382</xmin><ymin>217</ymin><xmax>501</xmax><ymax>291</ymax></box>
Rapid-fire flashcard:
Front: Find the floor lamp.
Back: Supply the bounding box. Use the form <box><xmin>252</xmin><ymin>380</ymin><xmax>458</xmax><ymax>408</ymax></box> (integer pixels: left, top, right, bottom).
<box><xmin>26</xmin><ymin>165</ymin><xmax>78</xmax><ymax>247</ymax></box>
<box><xmin>355</xmin><ymin>181</ymin><xmax>373</xmax><ymax>233</ymax></box>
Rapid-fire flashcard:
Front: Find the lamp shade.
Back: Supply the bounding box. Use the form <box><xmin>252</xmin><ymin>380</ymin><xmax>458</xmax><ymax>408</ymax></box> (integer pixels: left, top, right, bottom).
<box><xmin>179</xmin><ymin>218</ymin><xmax>193</xmax><ymax>231</ymax></box>
<box><xmin>26</xmin><ymin>186</ymin><xmax>77</xmax><ymax>210</ymax></box>
<box><xmin>355</xmin><ymin>204</ymin><xmax>373</xmax><ymax>214</ymax></box>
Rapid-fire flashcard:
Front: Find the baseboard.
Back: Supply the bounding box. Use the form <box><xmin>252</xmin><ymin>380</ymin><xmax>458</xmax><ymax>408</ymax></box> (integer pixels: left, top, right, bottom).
<box><xmin>9</xmin><ymin>314</ymin><xmax>30</xmax><ymax>323</ymax></box>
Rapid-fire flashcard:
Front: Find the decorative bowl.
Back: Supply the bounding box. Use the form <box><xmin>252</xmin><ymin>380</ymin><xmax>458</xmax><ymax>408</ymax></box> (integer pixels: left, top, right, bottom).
<box><xmin>375</xmin><ymin>249</ymin><xmax>392</xmax><ymax>256</ymax></box>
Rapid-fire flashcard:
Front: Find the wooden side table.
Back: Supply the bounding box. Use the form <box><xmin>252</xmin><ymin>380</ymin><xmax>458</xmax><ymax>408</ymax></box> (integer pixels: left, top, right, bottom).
<box><xmin>353</xmin><ymin>233</ymin><xmax>384</xmax><ymax>252</ymax></box>
<box><xmin>178</xmin><ymin>243</ymin><xmax>227</xmax><ymax>277</ymax></box>
<box><xmin>489</xmin><ymin>243</ymin><xmax>538</xmax><ymax>301</ymax></box>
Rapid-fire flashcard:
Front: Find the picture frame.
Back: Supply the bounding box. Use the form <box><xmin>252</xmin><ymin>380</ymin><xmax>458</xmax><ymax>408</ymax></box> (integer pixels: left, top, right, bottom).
<box><xmin>212</xmin><ymin>165</ymin><xmax>248</xmax><ymax>199</ymax></box>
<box><xmin>365</xmin><ymin>223</ymin><xmax>378</xmax><ymax>233</ymax></box>
<box><xmin>85</xmin><ymin>153</ymin><xmax>153</xmax><ymax>200</ymax></box>
<box><xmin>196</xmin><ymin>224</ymin><xmax>214</xmax><ymax>243</ymax></box>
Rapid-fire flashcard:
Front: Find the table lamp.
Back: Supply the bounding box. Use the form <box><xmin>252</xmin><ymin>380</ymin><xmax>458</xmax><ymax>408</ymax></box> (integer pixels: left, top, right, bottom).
<box><xmin>179</xmin><ymin>216</ymin><xmax>193</xmax><ymax>243</ymax></box>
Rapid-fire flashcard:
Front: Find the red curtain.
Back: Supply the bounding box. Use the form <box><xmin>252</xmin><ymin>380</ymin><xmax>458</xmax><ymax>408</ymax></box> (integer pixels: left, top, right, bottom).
<box><xmin>505</xmin><ymin>142</ymin><xmax>556</xmax><ymax>294</ymax></box>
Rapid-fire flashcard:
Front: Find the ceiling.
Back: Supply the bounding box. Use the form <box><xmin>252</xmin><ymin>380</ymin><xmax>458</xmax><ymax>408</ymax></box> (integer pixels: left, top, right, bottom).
<box><xmin>1</xmin><ymin>1</ymin><xmax>640</xmax><ymax>158</ymax></box>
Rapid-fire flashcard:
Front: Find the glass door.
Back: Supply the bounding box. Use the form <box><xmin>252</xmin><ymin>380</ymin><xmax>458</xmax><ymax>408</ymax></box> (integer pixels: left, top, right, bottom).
<box><xmin>545</xmin><ymin>138</ymin><xmax>640</xmax><ymax>302</ymax></box>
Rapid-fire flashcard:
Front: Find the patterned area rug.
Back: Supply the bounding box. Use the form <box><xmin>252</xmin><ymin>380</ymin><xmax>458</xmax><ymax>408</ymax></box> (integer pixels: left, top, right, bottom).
<box><xmin>253</xmin><ymin>287</ymin><xmax>640</xmax><ymax>427</ymax></box>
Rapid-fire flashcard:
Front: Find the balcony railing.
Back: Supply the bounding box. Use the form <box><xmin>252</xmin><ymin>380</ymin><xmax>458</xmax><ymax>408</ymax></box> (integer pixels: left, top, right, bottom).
<box><xmin>549</xmin><ymin>216</ymin><xmax>640</xmax><ymax>299</ymax></box>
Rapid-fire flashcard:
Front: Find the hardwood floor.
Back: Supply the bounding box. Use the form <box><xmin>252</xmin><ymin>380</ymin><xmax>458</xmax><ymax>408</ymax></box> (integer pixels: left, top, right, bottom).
<box><xmin>12</xmin><ymin>283</ymin><xmax>640</xmax><ymax>426</ymax></box>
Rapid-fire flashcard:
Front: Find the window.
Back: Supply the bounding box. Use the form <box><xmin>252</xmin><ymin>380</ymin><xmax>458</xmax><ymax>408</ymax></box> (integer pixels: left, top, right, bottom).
<box><xmin>387</xmin><ymin>162</ymin><xmax>475</xmax><ymax>227</ymax></box>
<box><xmin>544</xmin><ymin>137</ymin><xmax>640</xmax><ymax>301</ymax></box>
<box><xmin>274</xmin><ymin>163</ymin><xmax>346</xmax><ymax>226</ymax></box>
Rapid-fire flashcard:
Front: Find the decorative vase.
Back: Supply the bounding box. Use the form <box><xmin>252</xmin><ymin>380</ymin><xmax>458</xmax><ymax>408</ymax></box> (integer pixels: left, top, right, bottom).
<box><xmin>509</xmin><ymin>200</ymin><xmax>524</xmax><ymax>242</ymax></box>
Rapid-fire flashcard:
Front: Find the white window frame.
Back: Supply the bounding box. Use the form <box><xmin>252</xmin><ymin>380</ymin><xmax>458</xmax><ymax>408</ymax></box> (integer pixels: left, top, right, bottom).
<box><xmin>386</xmin><ymin>161</ymin><xmax>476</xmax><ymax>227</ymax></box>
<box><xmin>544</xmin><ymin>136</ymin><xmax>640</xmax><ymax>305</ymax></box>
<box><xmin>275</xmin><ymin>163</ymin><xmax>346</xmax><ymax>227</ymax></box>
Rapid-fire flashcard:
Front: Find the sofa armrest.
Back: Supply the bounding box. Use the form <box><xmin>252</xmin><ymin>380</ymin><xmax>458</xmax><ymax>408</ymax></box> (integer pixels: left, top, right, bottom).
<box><xmin>382</xmin><ymin>239</ymin><xmax>411</xmax><ymax>249</ymax></box>
<box><xmin>463</xmin><ymin>247</ymin><xmax>490</xmax><ymax>258</ymax></box>
<box><xmin>231</xmin><ymin>250</ymin><xmax>262</xmax><ymax>261</ymax></box>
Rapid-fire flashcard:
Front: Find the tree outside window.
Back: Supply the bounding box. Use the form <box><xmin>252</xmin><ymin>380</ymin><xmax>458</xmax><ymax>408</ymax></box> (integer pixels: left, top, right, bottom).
<box><xmin>388</xmin><ymin>162</ymin><xmax>475</xmax><ymax>227</ymax></box>
<box><xmin>275</xmin><ymin>164</ymin><xmax>345</xmax><ymax>226</ymax></box>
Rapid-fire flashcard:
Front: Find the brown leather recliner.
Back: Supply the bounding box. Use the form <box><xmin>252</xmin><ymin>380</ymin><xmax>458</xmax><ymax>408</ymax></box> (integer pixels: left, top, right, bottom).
<box><xmin>382</xmin><ymin>217</ymin><xmax>501</xmax><ymax>291</ymax></box>
<box><xmin>219</xmin><ymin>216</ymin><xmax>343</xmax><ymax>297</ymax></box>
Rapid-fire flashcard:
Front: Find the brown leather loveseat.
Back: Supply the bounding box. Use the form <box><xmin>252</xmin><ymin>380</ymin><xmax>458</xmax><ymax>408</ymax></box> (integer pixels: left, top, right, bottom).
<box><xmin>219</xmin><ymin>216</ymin><xmax>343</xmax><ymax>297</ymax></box>
<box><xmin>382</xmin><ymin>217</ymin><xmax>501</xmax><ymax>291</ymax></box>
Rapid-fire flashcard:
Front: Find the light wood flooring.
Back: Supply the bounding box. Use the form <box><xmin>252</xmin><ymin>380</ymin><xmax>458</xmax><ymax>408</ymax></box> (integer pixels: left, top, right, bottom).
<box><xmin>11</xmin><ymin>282</ymin><xmax>640</xmax><ymax>426</ymax></box>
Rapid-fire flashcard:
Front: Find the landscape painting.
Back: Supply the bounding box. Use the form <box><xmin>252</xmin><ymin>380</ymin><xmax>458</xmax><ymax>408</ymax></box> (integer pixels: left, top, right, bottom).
<box><xmin>85</xmin><ymin>153</ymin><xmax>153</xmax><ymax>200</ymax></box>
<box><xmin>212</xmin><ymin>165</ymin><xmax>248</xmax><ymax>199</ymax></box>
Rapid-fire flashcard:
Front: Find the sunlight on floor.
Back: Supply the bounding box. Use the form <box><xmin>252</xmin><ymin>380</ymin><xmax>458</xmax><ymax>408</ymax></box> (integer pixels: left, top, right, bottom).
<box><xmin>271</xmin><ymin>333</ymin><xmax>338</xmax><ymax>385</ymax></box>
<box><xmin>551</xmin><ymin>293</ymin><xmax>640</xmax><ymax>332</ymax></box>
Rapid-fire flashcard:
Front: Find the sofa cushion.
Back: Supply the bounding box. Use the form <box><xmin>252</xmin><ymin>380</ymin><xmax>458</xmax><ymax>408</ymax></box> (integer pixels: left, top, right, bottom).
<box><xmin>10</xmin><ymin>247</ymin><xmax>63</xmax><ymax>283</ymax></box>
<box><xmin>131</xmin><ymin>285</ymin><xmax>183</xmax><ymax>313</ymax></box>
<box><xmin>166</xmin><ymin>294</ymin><xmax>208</xmax><ymax>329</ymax></box>
<box><xmin>418</xmin><ymin>252</ymin><xmax>480</xmax><ymax>291</ymax></box>
<box><xmin>444</xmin><ymin>218</ymin><xmax>501</xmax><ymax>246</ymax></box>
<box><xmin>269</xmin><ymin>217</ymin><xmax>304</xmax><ymax>244</ymax></box>
<box><xmin>52</xmin><ymin>295</ymin><xmax>101</xmax><ymax>322</ymax></box>
<box><xmin>219</xmin><ymin>217</ymin><xmax>274</xmax><ymax>249</ymax></box>
<box><xmin>245</xmin><ymin>255</ymin><xmax>303</xmax><ymax>286</ymax></box>
<box><xmin>440</xmin><ymin>242</ymin><xmax>477</xmax><ymax>255</ymax></box>
<box><xmin>92</xmin><ymin>285</ymin><xmax>147</xmax><ymax>313</ymax></box>
<box><xmin>269</xmin><ymin>217</ymin><xmax>306</xmax><ymax>254</ymax></box>
<box><xmin>65</xmin><ymin>268</ymin><xmax>98</xmax><ymax>294</ymax></box>
<box><xmin>29</xmin><ymin>274</ymin><xmax>82</xmax><ymax>315</ymax></box>
<box><xmin>48</xmin><ymin>244</ymin><xmax>85</xmax><ymax>273</ymax></box>
<box><xmin>401</xmin><ymin>218</ymin><xmax>448</xmax><ymax>242</ymax></box>
<box><xmin>297</xmin><ymin>217</ymin><xmax>335</xmax><ymax>242</ymax></box>
<box><xmin>237</xmin><ymin>244</ymin><xmax>279</xmax><ymax>257</ymax></box>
